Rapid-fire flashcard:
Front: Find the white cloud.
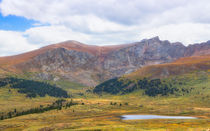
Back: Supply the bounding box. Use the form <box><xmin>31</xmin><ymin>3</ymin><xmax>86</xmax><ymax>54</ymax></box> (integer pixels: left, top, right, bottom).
<box><xmin>140</xmin><ymin>23</ymin><xmax>210</xmax><ymax>45</ymax></box>
<box><xmin>0</xmin><ymin>26</ymin><xmax>91</xmax><ymax>56</ymax></box>
<box><xmin>25</xmin><ymin>25</ymin><xmax>91</xmax><ymax>46</ymax></box>
<box><xmin>24</xmin><ymin>25</ymin><xmax>140</xmax><ymax>46</ymax></box>
<box><xmin>2</xmin><ymin>0</ymin><xmax>208</xmax><ymax>26</ymax></box>
<box><xmin>64</xmin><ymin>15</ymin><xmax>136</xmax><ymax>33</ymax></box>
<box><xmin>0</xmin><ymin>25</ymin><xmax>139</xmax><ymax>56</ymax></box>
<box><xmin>0</xmin><ymin>30</ymin><xmax>37</xmax><ymax>56</ymax></box>
<box><xmin>0</xmin><ymin>22</ymin><xmax>210</xmax><ymax>56</ymax></box>
<box><xmin>1</xmin><ymin>0</ymin><xmax>210</xmax><ymax>56</ymax></box>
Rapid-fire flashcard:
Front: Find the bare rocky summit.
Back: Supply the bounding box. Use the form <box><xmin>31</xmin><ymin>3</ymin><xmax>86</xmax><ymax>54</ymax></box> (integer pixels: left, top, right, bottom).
<box><xmin>1</xmin><ymin>36</ymin><xmax>210</xmax><ymax>86</ymax></box>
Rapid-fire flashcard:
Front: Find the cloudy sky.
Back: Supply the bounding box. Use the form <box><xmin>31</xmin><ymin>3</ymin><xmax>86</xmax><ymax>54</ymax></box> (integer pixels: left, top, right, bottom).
<box><xmin>0</xmin><ymin>0</ymin><xmax>210</xmax><ymax>56</ymax></box>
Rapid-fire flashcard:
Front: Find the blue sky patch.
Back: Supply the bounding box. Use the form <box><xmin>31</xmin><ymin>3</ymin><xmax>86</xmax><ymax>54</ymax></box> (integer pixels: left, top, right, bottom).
<box><xmin>0</xmin><ymin>13</ymin><xmax>37</xmax><ymax>31</ymax></box>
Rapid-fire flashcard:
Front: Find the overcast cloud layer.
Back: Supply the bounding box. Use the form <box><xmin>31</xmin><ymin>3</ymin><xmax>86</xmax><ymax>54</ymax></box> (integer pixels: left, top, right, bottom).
<box><xmin>0</xmin><ymin>0</ymin><xmax>210</xmax><ymax>56</ymax></box>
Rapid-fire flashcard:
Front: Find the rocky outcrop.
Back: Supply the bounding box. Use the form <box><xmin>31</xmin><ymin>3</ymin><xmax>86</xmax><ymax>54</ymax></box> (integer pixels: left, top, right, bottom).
<box><xmin>185</xmin><ymin>40</ymin><xmax>210</xmax><ymax>56</ymax></box>
<box><xmin>102</xmin><ymin>37</ymin><xmax>186</xmax><ymax>71</ymax></box>
<box><xmin>4</xmin><ymin>36</ymin><xmax>210</xmax><ymax>86</ymax></box>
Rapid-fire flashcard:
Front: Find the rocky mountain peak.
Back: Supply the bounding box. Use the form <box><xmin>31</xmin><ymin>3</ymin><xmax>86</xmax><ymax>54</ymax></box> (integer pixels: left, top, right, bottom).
<box><xmin>140</xmin><ymin>36</ymin><xmax>160</xmax><ymax>43</ymax></box>
<box><xmin>1</xmin><ymin>37</ymin><xmax>210</xmax><ymax>86</ymax></box>
<box><xmin>150</xmin><ymin>36</ymin><xmax>160</xmax><ymax>41</ymax></box>
<box><xmin>172</xmin><ymin>42</ymin><xmax>184</xmax><ymax>46</ymax></box>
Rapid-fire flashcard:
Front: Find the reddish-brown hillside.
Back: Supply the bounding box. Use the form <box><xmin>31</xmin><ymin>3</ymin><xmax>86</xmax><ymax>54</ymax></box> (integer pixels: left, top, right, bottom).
<box><xmin>0</xmin><ymin>37</ymin><xmax>210</xmax><ymax>86</ymax></box>
<box><xmin>0</xmin><ymin>40</ymin><xmax>131</xmax><ymax>67</ymax></box>
<box><xmin>125</xmin><ymin>55</ymin><xmax>210</xmax><ymax>80</ymax></box>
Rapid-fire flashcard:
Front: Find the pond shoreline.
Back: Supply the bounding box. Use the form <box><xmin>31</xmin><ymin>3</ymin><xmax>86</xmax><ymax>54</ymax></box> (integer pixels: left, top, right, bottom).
<box><xmin>120</xmin><ymin>114</ymin><xmax>197</xmax><ymax>120</ymax></box>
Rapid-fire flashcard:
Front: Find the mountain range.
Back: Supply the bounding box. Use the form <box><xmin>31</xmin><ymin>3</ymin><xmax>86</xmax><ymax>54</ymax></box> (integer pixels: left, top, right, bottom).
<box><xmin>0</xmin><ymin>36</ymin><xmax>210</xmax><ymax>86</ymax></box>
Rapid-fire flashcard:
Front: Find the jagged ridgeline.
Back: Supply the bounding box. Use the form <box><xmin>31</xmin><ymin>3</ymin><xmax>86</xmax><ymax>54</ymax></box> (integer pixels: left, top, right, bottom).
<box><xmin>93</xmin><ymin>77</ymin><xmax>192</xmax><ymax>97</ymax></box>
<box><xmin>0</xmin><ymin>37</ymin><xmax>210</xmax><ymax>87</ymax></box>
<box><xmin>0</xmin><ymin>77</ymin><xmax>69</xmax><ymax>98</ymax></box>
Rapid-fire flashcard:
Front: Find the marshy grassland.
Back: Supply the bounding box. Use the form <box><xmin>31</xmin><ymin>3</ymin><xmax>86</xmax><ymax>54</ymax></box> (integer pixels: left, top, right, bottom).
<box><xmin>0</xmin><ymin>94</ymin><xmax>209</xmax><ymax>130</ymax></box>
<box><xmin>0</xmin><ymin>74</ymin><xmax>209</xmax><ymax>131</ymax></box>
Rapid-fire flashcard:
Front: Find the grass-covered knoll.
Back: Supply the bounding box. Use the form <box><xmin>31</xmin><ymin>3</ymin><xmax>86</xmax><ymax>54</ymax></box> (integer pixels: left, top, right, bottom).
<box><xmin>94</xmin><ymin>71</ymin><xmax>210</xmax><ymax>98</ymax></box>
<box><xmin>0</xmin><ymin>77</ymin><xmax>69</xmax><ymax>98</ymax></box>
<box><xmin>54</xmin><ymin>80</ymin><xmax>90</xmax><ymax>97</ymax></box>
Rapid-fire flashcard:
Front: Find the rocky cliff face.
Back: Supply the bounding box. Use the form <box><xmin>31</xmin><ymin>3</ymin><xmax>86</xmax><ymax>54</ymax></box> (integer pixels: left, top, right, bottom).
<box><xmin>184</xmin><ymin>40</ymin><xmax>210</xmax><ymax>56</ymax></box>
<box><xmin>5</xmin><ymin>37</ymin><xmax>210</xmax><ymax>86</ymax></box>
<box><xmin>102</xmin><ymin>37</ymin><xmax>186</xmax><ymax>72</ymax></box>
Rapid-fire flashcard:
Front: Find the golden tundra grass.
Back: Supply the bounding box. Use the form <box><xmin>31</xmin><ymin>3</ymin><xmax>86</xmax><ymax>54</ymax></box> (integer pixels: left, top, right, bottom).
<box><xmin>0</xmin><ymin>91</ymin><xmax>209</xmax><ymax>130</ymax></box>
<box><xmin>0</xmin><ymin>75</ymin><xmax>209</xmax><ymax>130</ymax></box>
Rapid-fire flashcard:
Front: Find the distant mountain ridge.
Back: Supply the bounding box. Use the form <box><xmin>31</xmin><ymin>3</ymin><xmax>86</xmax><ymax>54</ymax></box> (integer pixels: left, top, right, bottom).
<box><xmin>0</xmin><ymin>36</ymin><xmax>210</xmax><ymax>86</ymax></box>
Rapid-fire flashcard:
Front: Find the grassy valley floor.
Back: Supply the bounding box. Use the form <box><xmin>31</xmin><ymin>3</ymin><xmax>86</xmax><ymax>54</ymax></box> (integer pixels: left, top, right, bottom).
<box><xmin>0</xmin><ymin>91</ymin><xmax>209</xmax><ymax>130</ymax></box>
<box><xmin>0</xmin><ymin>76</ymin><xmax>209</xmax><ymax>130</ymax></box>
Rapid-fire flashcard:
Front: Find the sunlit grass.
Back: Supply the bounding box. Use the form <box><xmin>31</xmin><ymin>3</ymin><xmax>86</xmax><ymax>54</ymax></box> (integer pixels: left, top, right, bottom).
<box><xmin>0</xmin><ymin>73</ymin><xmax>209</xmax><ymax>130</ymax></box>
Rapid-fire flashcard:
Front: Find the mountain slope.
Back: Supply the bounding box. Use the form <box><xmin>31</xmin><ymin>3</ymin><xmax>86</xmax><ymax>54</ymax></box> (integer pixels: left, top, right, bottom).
<box><xmin>94</xmin><ymin>54</ymin><xmax>210</xmax><ymax>97</ymax></box>
<box><xmin>0</xmin><ymin>40</ymin><xmax>131</xmax><ymax>67</ymax></box>
<box><xmin>0</xmin><ymin>37</ymin><xmax>210</xmax><ymax>86</ymax></box>
<box><xmin>126</xmin><ymin>55</ymin><xmax>210</xmax><ymax>79</ymax></box>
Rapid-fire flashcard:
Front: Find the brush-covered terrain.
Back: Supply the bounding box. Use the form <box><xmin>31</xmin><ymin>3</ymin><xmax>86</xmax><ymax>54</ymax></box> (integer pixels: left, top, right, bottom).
<box><xmin>0</xmin><ymin>39</ymin><xmax>209</xmax><ymax>130</ymax></box>
<box><xmin>0</xmin><ymin>56</ymin><xmax>209</xmax><ymax>130</ymax></box>
<box><xmin>0</xmin><ymin>78</ymin><xmax>209</xmax><ymax>130</ymax></box>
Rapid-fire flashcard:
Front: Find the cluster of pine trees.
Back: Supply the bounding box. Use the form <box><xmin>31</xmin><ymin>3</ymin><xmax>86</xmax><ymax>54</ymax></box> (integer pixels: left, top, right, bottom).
<box><xmin>94</xmin><ymin>78</ymin><xmax>132</xmax><ymax>94</ymax></box>
<box><xmin>0</xmin><ymin>77</ymin><xmax>69</xmax><ymax>98</ymax></box>
<box><xmin>136</xmin><ymin>78</ymin><xmax>178</xmax><ymax>96</ymax></box>
<box><xmin>94</xmin><ymin>77</ymin><xmax>190</xmax><ymax>96</ymax></box>
<box><xmin>0</xmin><ymin>99</ymin><xmax>77</xmax><ymax>120</ymax></box>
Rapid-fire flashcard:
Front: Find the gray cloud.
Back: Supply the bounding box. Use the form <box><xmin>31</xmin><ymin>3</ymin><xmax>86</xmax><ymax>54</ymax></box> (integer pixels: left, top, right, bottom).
<box><xmin>0</xmin><ymin>0</ymin><xmax>210</xmax><ymax>56</ymax></box>
<box><xmin>2</xmin><ymin>0</ymin><xmax>209</xmax><ymax>27</ymax></box>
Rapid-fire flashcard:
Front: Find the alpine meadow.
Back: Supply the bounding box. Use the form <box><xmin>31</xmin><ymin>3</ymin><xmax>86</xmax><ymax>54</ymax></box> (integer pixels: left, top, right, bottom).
<box><xmin>0</xmin><ymin>0</ymin><xmax>210</xmax><ymax>130</ymax></box>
